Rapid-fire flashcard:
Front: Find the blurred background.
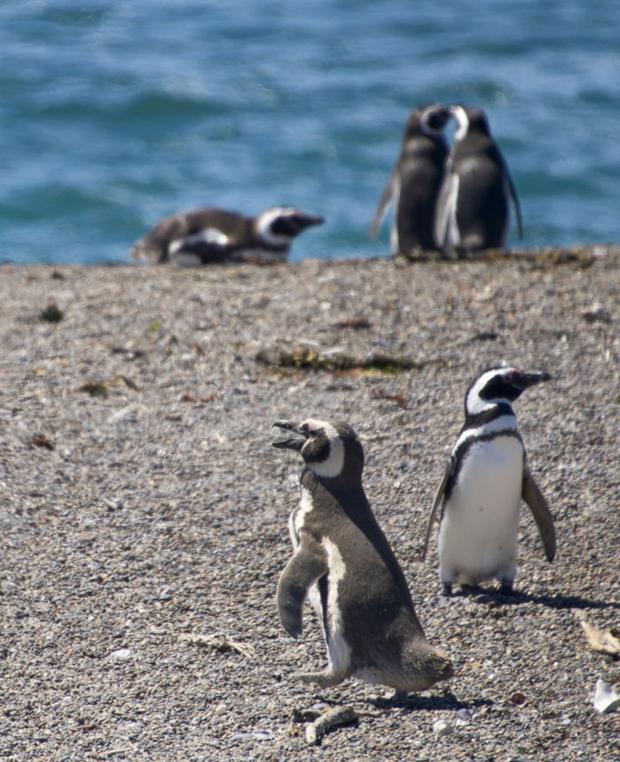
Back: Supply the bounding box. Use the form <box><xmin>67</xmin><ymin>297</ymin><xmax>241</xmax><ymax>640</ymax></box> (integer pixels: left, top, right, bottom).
<box><xmin>1</xmin><ymin>0</ymin><xmax>618</xmax><ymax>264</ymax></box>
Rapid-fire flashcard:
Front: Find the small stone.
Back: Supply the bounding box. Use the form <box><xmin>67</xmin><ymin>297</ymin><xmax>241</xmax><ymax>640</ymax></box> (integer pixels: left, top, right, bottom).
<box><xmin>593</xmin><ymin>678</ymin><xmax>620</xmax><ymax>714</ymax></box>
<box><xmin>122</xmin><ymin>720</ymin><xmax>143</xmax><ymax>737</ymax></box>
<box><xmin>510</xmin><ymin>691</ymin><xmax>527</xmax><ymax>705</ymax></box>
<box><xmin>230</xmin><ymin>730</ymin><xmax>274</xmax><ymax>741</ymax></box>
<box><xmin>433</xmin><ymin>719</ymin><xmax>454</xmax><ymax>738</ymax></box>
<box><xmin>109</xmin><ymin>648</ymin><xmax>132</xmax><ymax>661</ymax></box>
<box><xmin>582</xmin><ymin>303</ymin><xmax>611</xmax><ymax>323</ymax></box>
<box><xmin>107</xmin><ymin>407</ymin><xmax>137</xmax><ymax>424</ymax></box>
<box><xmin>103</xmin><ymin>497</ymin><xmax>123</xmax><ymax>511</ymax></box>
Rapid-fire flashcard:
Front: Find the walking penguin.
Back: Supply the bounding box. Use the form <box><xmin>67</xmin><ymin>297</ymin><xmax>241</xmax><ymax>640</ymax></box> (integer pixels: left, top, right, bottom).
<box><xmin>272</xmin><ymin>417</ymin><xmax>453</xmax><ymax>695</ymax></box>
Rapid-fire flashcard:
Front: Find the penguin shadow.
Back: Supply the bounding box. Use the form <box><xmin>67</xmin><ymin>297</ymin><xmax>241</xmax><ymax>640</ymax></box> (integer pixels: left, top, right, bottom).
<box><xmin>371</xmin><ymin>690</ymin><xmax>492</xmax><ymax>714</ymax></box>
<box><xmin>451</xmin><ymin>587</ymin><xmax>620</xmax><ymax>611</ymax></box>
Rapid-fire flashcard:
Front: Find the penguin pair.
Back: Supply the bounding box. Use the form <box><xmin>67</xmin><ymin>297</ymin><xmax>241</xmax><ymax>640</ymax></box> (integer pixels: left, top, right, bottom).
<box><xmin>372</xmin><ymin>104</ymin><xmax>522</xmax><ymax>258</ymax></box>
<box><xmin>270</xmin><ymin>365</ymin><xmax>556</xmax><ymax>695</ymax></box>
<box><xmin>131</xmin><ymin>206</ymin><xmax>324</xmax><ymax>266</ymax></box>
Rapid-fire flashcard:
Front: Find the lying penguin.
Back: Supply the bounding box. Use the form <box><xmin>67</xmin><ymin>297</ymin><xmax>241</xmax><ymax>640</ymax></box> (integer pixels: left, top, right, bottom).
<box><xmin>272</xmin><ymin>417</ymin><xmax>453</xmax><ymax>696</ymax></box>
<box><xmin>131</xmin><ymin>206</ymin><xmax>324</xmax><ymax>265</ymax></box>
<box><xmin>423</xmin><ymin>366</ymin><xmax>556</xmax><ymax>595</ymax></box>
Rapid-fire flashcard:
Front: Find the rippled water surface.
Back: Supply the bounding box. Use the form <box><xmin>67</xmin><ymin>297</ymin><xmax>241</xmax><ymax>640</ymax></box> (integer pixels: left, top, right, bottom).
<box><xmin>1</xmin><ymin>0</ymin><xmax>618</xmax><ymax>263</ymax></box>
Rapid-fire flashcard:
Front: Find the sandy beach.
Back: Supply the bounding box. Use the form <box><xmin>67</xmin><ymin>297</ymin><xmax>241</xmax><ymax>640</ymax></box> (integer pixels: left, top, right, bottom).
<box><xmin>1</xmin><ymin>247</ymin><xmax>618</xmax><ymax>760</ymax></box>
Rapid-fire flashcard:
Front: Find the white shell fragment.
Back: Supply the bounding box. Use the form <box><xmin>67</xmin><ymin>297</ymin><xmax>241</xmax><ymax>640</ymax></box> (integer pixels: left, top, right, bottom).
<box><xmin>593</xmin><ymin>679</ymin><xmax>620</xmax><ymax>714</ymax></box>
<box><xmin>433</xmin><ymin>719</ymin><xmax>454</xmax><ymax>738</ymax></box>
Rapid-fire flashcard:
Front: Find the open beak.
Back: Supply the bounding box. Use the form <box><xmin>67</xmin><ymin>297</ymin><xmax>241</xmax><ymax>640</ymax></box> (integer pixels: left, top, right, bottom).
<box><xmin>272</xmin><ymin>420</ymin><xmax>306</xmax><ymax>451</ymax></box>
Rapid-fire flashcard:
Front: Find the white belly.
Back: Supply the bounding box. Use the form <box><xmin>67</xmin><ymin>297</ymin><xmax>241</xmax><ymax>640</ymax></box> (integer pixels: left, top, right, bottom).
<box><xmin>289</xmin><ymin>489</ymin><xmax>351</xmax><ymax>673</ymax></box>
<box><xmin>439</xmin><ymin>436</ymin><xmax>523</xmax><ymax>584</ymax></box>
<box><xmin>289</xmin><ymin>487</ymin><xmax>323</xmax><ymax>621</ymax></box>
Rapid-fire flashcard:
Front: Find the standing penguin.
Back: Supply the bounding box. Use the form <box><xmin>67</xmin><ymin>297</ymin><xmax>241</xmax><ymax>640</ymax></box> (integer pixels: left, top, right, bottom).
<box><xmin>434</xmin><ymin>106</ymin><xmax>523</xmax><ymax>256</ymax></box>
<box><xmin>131</xmin><ymin>206</ymin><xmax>324</xmax><ymax>265</ymax></box>
<box><xmin>423</xmin><ymin>366</ymin><xmax>556</xmax><ymax>595</ymax></box>
<box><xmin>272</xmin><ymin>418</ymin><xmax>453</xmax><ymax>695</ymax></box>
<box><xmin>370</xmin><ymin>104</ymin><xmax>451</xmax><ymax>257</ymax></box>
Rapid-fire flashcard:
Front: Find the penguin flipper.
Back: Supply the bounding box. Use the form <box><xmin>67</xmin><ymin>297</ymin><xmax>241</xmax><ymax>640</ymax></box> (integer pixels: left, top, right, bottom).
<box><xmin>369</xmin><ymin>174</ymin><xmax>398</xmax><ymax>239</ymax></box>
<box><xmin>522</xmin><ymin>464</ymin><xmax>556</xmax><ymax>562</ymax></box>
<box><xmin>277</xmin><ymin>538</ymin><xmax>328</xmax><ymax>639</ymax></box>
<box><xmin>507</xmin><ymin>171</ymin><xmax>524</xmax><ymax>240</ymax></box>
<box><xmin>433</xmin><ymin>170</ymin><xmax>456</xmax><ymax>253</ymax></box>
<box><xmin>422</xmin><ymin>458</ymin><xmax>452</xmax><ymax>560</ymax></box>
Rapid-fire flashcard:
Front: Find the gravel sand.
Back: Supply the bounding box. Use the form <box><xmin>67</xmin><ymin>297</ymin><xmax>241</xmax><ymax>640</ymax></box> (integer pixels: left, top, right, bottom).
<box><xmin>1</xmin><ymin>248</ymin><xmax>619</xmax><ymax>760</ymax></box>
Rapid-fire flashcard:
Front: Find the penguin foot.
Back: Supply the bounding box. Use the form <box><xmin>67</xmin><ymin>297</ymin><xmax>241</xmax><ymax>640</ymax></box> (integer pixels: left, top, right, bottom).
<box><xmin>441</xmin><ymin>582</ymin><xmax>453</xmax><ymax>597</ymax></box>
<box><xmin>499</xmin><ymin>579</ymin><xmax>514</xmax><ymax>595</ymax></box>
<box><xmin>296</xmin><ymin>670</ymin><xmax>347</xmax><ymax>689</ymax></box>
<box><xmin>373</xmin><ymin>690</ymin><xmax>414</xmax><ymax>708</ymax></box>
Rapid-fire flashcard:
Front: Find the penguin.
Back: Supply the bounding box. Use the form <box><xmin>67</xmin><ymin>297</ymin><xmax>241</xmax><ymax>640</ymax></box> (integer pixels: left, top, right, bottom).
<box><xmin>131</xmin><ymin>206</ymin><xmax>324</xmax><ymax>266</ymax></box>
<box><xmin>434</xmin><ymin>105</ymin><xmax>523</xmax><ymax>256</ymax></box>
<box><xmin>370</xmin><ymin>104</ymin><xmax>451</xmax><ymax>257</ymax></box>
<box><xmin>423</xmin><ymin>366</ymin><xmax>556</xmax><ymax>595</ymax></box>
<box><xmin>272</xmin><ymin>417</ymin><xmax>453</xmax><ymax>695</ymax></box>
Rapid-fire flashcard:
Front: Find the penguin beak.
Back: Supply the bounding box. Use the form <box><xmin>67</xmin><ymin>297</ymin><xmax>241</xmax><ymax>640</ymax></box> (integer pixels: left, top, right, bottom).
<box><xmin>272</xmin><ymin>420</ymin><xmax>306</xmax><ymax>451</ymax></box>
<box><xmin>518</xmin><ymin>371</ymin><xmax>552</xmax><ymax>389</ymax></box>
<box><xmin>294</xmin><ymin>212</ymin><xmax>324</xmax><ymax>231</ymax></box>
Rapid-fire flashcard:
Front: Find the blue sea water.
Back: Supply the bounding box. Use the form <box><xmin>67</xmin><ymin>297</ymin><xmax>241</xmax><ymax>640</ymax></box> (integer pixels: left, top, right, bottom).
<box><xmin>1</xmin><ymin>0</ymin><xmax>619</xmax><ymax>265</ymax></box>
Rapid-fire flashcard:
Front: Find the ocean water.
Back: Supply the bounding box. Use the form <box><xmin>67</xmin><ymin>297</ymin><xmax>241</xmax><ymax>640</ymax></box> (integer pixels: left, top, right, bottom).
<box><xmin>1</xmin><ymin>0</ymin><xmax>618</xmax><ymax>265</ymax></box>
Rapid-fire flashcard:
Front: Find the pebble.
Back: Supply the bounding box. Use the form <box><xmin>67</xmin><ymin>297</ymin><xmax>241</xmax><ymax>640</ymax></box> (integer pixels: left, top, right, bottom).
<box><xmin>432</xmin><ymin>719</ymin><xmax>454</xmax><ymax>738</ymax></box>
<box><xmin>109</xmin><ymin>648</ymin><xmax>132</xmax><ymax>661</ymax></box>
<box><xmin>592</xmin><ymin>678</ymin><xmax>620</xmax><ymax>714</ymax></box>
<box><xmin>107</xmin><ymin>407</ymin><xmax>137</xmax><ymax>424</ymax></box>
<box><xmin>230</xmin><ymin>730</ymin><xmax>274</xmax><ymax>742</ymax></box>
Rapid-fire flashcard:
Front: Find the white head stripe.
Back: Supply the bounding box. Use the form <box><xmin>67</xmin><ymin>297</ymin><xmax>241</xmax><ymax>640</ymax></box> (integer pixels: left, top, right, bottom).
<box><xmin>452</xmin><ymin>106</ymin><xmax>469</xmax><ymax>142</ymax></box>
<box><xmin>420</xmin><ymin>107</ymin><xmax>444</xmax><ymax>137</ymax></box>
<box><xmin>301</xmin><ymin>419</ymin><xmax>345</xmax><ymax>478</ymax></box>
<box><xmin>255</xmin><ymin>207</ymin><xmax>298</xmax><ymax>245</ymax></box>
<box><xmin>465</xmin><ymin>367</ymin><xmax>517</xmax><ymax>415</ymax></box>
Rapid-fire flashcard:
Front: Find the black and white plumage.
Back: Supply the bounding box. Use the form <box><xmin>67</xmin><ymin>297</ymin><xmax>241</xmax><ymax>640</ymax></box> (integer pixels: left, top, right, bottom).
<box><xmin>423</xmin><ymin>366</ymin><xmax>556</xmax><ymax>595</ymax></box>
<box><xmin>131</xmin><ymin>206</ymin><xmax>324</xmax><ymax>266</ymax></box>
<box><xmin>370</xmin><ymin>104</ymin><xmax>451</xmax><ymax>257</ymax></box>
<box><xmin>272</xmin><ymin>418</ymin><xmax>453</xmax><ymax>695</ymax></box>
<box><xmin>434</xmin><ymin>106</ymin><xmax>523</xmax><ymax>256</ymax></box>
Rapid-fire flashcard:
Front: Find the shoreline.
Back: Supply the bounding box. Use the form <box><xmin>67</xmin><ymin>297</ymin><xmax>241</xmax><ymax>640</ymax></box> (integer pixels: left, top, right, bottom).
<box><xmin>2</xmin><ymin>242</ymin><xmax>619</xmax><ymax>271</ymax></box>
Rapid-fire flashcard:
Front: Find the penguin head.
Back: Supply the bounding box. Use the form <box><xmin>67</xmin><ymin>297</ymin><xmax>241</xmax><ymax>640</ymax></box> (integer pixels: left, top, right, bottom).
<box><xmin>272</xmin><ymin>418</ymin><xmax>364</xmax><ymax>481</ymax></box>
<box><xmin>404</xmin><ymin>104</ymin><xmax>450</xmax><ymax>140</ymax></box>
<box><xmin>465</xmin><ymin>365</ymin><xmax>551</xmax><ymax>416</ymax></box>
<box><xmin>255</xmin><ymin>208</ymin><xmax>324</xmax><ymax>247</ymax></box>
<box><xmin>450</xmin><ymin>105</ymin><xmax>491</xmax><ymax>142</ymax></box>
